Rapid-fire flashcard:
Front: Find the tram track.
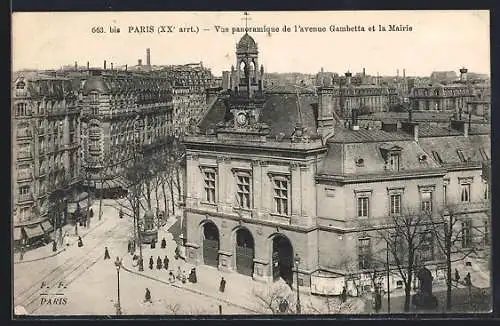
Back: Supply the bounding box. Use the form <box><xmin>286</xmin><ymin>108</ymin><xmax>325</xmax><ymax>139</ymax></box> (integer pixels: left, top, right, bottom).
<box><xmin>14</xmin><ymin>221</ymin><xmax>127</xmax><ymax>314</ymax></box>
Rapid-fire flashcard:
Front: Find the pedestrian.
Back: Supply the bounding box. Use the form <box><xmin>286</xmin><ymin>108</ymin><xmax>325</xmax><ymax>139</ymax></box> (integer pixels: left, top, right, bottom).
<box><xmin>176</xmin><ymin>266</ymin><xmax>182</xmax><ymax>280</ymax></box>
<box><xmin>104</xmin><ymin>247</ymin><xmax>111</xmax><ymax>260</ymax></box>
<box><xmin>174</xmin><ymin>245</ymin><xmax>180</xmax><ymax>260</ymax></box>
<box><xmin>77</xmin><ymin>236</ymin><xmax>83</xmax><ymax>247</ymax></box>
<box><xmin>144</xmin><ymin>288</ymin><xmax>152</xmax><ymax>303</ymax></box>
<box><xmin>168</xmin><ymin>271</ymin><xmax>175</xmax><ymax>282</ymax></box>
<box><xmin>163</xmin><ymin>256</ymin><xmax>169</xmax><ymax>270</ymax></box>
<box><xmin>156</xmin><ymin>256</ymin><xmax>162</xmax><ymax>269</ymax></box>
<box><xmin>90</xmin><ymin>208</ymin><xmax>94</xmax><ymax>218</ymax></box>
<box><xmin>374</xmin><ymin>291</ymin><xmax>382</xmax><ymax>312</ymax></box>
<box><xmin>127</xmin><ymin>241</ymin><xmax>131</xmax><ymax>254</ymax></box>
<box><xmin>219</xmin><ymin>277</ymin><xmax>226</xmax><ymax>293</ymax></box>
<box><xmin>52</xmin><ymin>240</ymin><xmax>57</xmax><ymax>252</ymax></box>
<box><xmin>150</xmin><ymin>240</ymin><xmax>156</xmax><ymax>249</ymax></box>
<box><xmin>161</xmin><ymin>237</ymin><xmax>167</xmax><ymax>249</ymax></box>
<box><xmin>455</xmin><ymin>268</ymin><xmax>461</xmax><ymax>285</ymax></box>
<box><xmin>149</xmin><ymin>256</ymin><xmax>154</xmax><ymax>270</ymax></box>
<box><xmin>341</xmin><ymin>286</ymin><xmax>347</xmax><ymax>303</ymax></box>
<box><xmin>465</xmin><ymin>272</ymin><xmax>472</xmax><ymax>287</ymax></box>
<box><xmin>119</xmin><ymin>209</ymin><xmax>123</xmax><ymax>219</ymax></box>
<box><xmin>189</xmin><ymin>268</ymin><xmax>197</xmax><ymax>283</ymax></box>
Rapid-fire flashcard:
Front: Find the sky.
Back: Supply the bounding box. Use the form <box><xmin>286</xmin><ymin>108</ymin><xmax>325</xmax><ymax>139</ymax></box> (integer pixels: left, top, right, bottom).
<box><xmin>12</xmin><ymin>11</ymin><xmax>490</xmax><ymax>76</ymax></box>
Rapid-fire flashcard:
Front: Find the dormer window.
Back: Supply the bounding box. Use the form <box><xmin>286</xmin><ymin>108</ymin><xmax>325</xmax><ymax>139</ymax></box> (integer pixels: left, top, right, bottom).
<box><xmin>389</xmin><ymin>153</ymin><xmax>400</xmax><ymax>171</ymax></box>
<box><xmin>16</xmin><ymin>82</ymin><xmax>26</xmax><ymax>90</ymax></box>
<box><xmin>457</xmin><ymin>149</ymin><xmax>467</xmax><ymax>162</ymax></box>
<box><xmin>380</xmin><ymin>144</ymin><xmax>402</xmax><ymax>171</ymax></box>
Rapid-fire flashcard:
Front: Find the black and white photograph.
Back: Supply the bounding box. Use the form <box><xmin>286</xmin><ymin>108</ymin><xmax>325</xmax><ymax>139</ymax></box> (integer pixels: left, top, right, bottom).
<box><xmin>11</xmin><ymin>10</ymin><xmax>491</xmax><ymax>316</ymax></box>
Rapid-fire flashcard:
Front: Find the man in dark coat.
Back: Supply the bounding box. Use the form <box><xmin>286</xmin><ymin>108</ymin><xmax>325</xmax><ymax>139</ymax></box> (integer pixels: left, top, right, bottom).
<box><xmin>156</xmin><ymin>256</ymin><xmax>162</xmax><ymax>269</ymax></box>
<box><xmin>89</xmin><ymin>208</ymin><xmax>94</xmax><ymax>218</ymax></box>
<box><xmin>219</xmin><ymin>277</ymin><xmax>226</xmax><ymax>293</ymax></box>
<box><xmin>52</xmin><ymin>240</ymin><xmax>57</xmax><ymax>252</ymax></box>
<box><xmin>455</xmin><ymin>269</ymin><xmax>461</xmax><ymax>285</ymax></box>
<box><xmin>189</xmin><ymin>268</ymin><xmax>197</xmax><ymax>283</ymax></box>
<box><xmin>104</xmin><ymin>247</ymin><xmax>111</xmax><ymax>260</ymax></box>
<box><xmin>341</xmin><ymin>286</ymin><xmax>347</xmax><ymax>302</ymax></box>
<box><xmin>151</xmin><ymin>240</ymin><xmax>156</xmax><ymax>249</ymax></box>
<box><xmin>163</xmin><ymin>256</ymin><xmax>169</xmax><ymax>270</ymax></box>
<box><xmin>161</xmin><ymin>237</ymin><xmax>167</xmax><ymax>249</ymax></box>
<box><xmin>144</xmin><ymin>288</ymin><xmax>152</xmax><ymax>303</ymax></box>
<box><xmin>77</xmin><ymin>236</ymin><xmax>83</xmax><ymax>247</ymax></box>
<box><xmin>149</xmin><ymin>256</ymin><xmax>154</xmax><ymax>270</ymax></box>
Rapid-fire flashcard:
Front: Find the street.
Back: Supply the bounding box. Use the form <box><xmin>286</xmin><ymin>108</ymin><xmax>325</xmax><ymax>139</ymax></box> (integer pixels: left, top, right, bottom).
<box><xmin>13</xmin><ymin>198</ymin><xmax>252</xmax><ymax>316</ymax></box>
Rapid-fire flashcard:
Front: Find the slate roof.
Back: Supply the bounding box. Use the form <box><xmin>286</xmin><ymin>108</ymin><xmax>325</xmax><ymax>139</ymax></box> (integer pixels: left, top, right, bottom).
<box><xmin>197</xmin><ymin>92</ymin><xmax>319</xmax><ymax>139</ymax></box>
<box><xmin>418</xmin><ymin>135</ymin><xmax>490</xmax><ymax>167</ymax></box>
<box><xmin>359</xmin><ymin>111</ymin><xmax>485</xmax><ymax>122</ymax></box>
<box><xmin>82</xmin><ymin>76</ymin><xmax>110</xmax><ymax>94</ymax></box>
<box><xmin>418</xmin><ymin>124</ymin><xmax>491</xmax><ymax>137</ymax></box>
<box><xmin>327</xmin><ymin>127</ymin><xmax>411</xmax><ymax>143</ymax></box>
<box><xmin>318</xmin><ymin>139</ymin><xmax>441</xmax><ymax>176</ymax></box>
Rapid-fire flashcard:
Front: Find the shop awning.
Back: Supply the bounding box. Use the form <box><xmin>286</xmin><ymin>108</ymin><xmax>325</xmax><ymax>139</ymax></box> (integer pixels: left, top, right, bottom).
<box><xmin>14</xmin><ymin>227</ymin><xmax>23</xmax><ymax>241</ymax></box>
<box><xmin>41</xmin><ymin>220</ymin><xmax>53</xmax><ymax>233</ymax></box>
<box><xmin>24</xmin><ymin>224</ymin><xmax>44</xmax><ymax>238</ymax></box>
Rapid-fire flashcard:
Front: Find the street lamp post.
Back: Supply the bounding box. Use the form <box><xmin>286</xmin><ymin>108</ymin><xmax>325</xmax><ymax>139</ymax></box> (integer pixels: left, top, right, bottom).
<box><xmin>114</xmin><ymin>257</ymin><xmax>122</xmax><ymax>315</ymax></box>
<box><xmin>294</xmin><ymin>254</ymin><xmax>301</xmax><ymax>314</ymax></box>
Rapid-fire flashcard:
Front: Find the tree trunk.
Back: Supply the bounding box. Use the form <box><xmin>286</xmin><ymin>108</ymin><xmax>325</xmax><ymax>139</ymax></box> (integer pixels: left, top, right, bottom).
<box><xmin>176</xmin><ymin>165</ymin><xmax>182</xmax><ymax>205</ymax></box>
<box><xmin>170</xmin><ymin>180</ymin><xmax>176</xmax><ymax>215</ymax></box>
<box><xmin>404</xmin><ymin>283</ymin><xmax>411</xmax><ymax>312</ymax></box>
<box><xmin>162</xmin><ymin>178</ymin><xmax>169</xmax><ymax>217</ymax></box>
<box><xmin>146</xmin><ymin>180</ymin><xmax>152</xmax><ymax>211</ymax></box>
<box><xmin>404</xmin><ymin>269</ymin><xmax>413</xmax><ymax>312</ymax></box>
<box><xmin>446</xmin><ymin>251</ymin><xmax>452</xmax><ymax>310</ymax></box>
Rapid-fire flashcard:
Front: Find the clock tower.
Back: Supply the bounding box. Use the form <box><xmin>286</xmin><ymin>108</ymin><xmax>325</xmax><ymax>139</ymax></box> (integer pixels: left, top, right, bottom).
<box><xmin>218</xmin><ymin>33</ymin><xmax>269</xmax><ymax>140</ymax></box>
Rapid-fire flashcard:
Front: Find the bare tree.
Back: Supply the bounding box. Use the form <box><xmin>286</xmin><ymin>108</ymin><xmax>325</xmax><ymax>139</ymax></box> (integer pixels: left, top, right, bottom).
<box><xmin>253</xmin><ymin>283</ymin><xmax>295</xmax><ymax>314</ymax></box>
<box><xmin>429</xmin><ymin>204</ymin><xmax>489</xmax><ymax>310</ymax></box>
<box><xmin>373</xmin><ymin>209</ymin><xmax>435</xmax><ymax>312</ymax></box>
<box><xmin>305</xmin><ymin>295</ymin><xmax>359</xmax><ymax>314</ymax></box>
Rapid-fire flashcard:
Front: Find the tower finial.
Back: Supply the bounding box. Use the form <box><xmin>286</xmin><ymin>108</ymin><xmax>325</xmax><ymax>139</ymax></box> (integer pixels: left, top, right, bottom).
<box><xmin>242</xmin><ymin>12</ymin><xmax>251</xmax><ymax>31</ymax></box>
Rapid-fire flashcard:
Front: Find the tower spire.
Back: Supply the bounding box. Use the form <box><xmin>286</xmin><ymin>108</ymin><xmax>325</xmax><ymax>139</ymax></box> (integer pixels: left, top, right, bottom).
<box><xmin>242</xmin><ymin>12</ymin><xmax>251</xmax><ymax>31</ymax></box>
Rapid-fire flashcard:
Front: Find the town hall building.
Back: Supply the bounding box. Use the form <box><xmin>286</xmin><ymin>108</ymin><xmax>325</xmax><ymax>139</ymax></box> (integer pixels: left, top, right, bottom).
<box><xmin>182</xmin><ymin>33</ymin><xmax>491</xmax><ymax>295</ymax></box>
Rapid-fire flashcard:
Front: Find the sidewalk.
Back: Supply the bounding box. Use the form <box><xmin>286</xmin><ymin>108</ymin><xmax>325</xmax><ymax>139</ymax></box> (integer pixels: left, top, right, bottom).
<box><xmin>14</xmin><ymin>201</ymin><xmax>114</xmax><ymax>264</ymax></box>
<box><xmin>121</xmin><ymin>215</ymin><xmax>365</xmax><ymax>314</ymax></box>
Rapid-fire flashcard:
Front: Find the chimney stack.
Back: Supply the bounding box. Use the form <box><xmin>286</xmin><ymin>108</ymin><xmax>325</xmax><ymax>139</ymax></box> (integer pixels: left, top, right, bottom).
<box><xmin>402</xmin><ymin>111</ymin><xmax>419</xmax><ymax>141</ymax></box>
<box><xmin>138</xmin><ymin>59</ymin><xmax>142</xmax><ymax>66</ymax></box>
<box><xmin>460</xmin><ymin>67</ymin><xmax>468</xmax><ymax>82</ymax></box>
<box><xmin>451</xmin><ymin>119</ymin><xmax>469</xmax><ymax>137</ymax></box>
<box><xmin>87</xmin><ymin>61</ymin><xmax>90</xmax><ymax>70</ymax></box>
<box><xmin>111</xmin><ymin>62</ymin><xmax>113</xmax><ymax>70</ymax></box>
<box><xmin>75</xmin><ymin>61</ymin><xmax>78</xmax><ymax>70</ymax></box>
<box><xmin>146</xmin><ymin>48</ymin><xmax>151</xmax><ymax>67</ymax></box>
<box><xmin>104</xmin><ymin>60</ymin><xmax>107</xmax><ymax>70</ymax></box>
<box><xmin>363</xmin><ymin>67</ymin><xmax>366</xmax><ymax>77</ymax></box>
<box><xmin>403</xmin><ymin>69</ymin><xmax>406</xmax><ymax>79</ymax></box>
<box><xmin>125</xmin><ymin>64</ymin><xmax>128</xmax><ymax>71</ymax></box>
<box><xmin>351</xmin><ymin>108</ymin><xmax>359</xmax><ymax>131</ymax></box>
<box><xmin>345</xmin><ymin>71</ymin><xmax>352</xmax><ymax>85</ymax></box>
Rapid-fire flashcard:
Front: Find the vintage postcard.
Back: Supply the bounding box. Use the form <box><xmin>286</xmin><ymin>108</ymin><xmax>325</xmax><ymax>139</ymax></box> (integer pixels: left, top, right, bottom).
<box><xmin>11</xmin><ymin>10</ymin><xmax>491</xmax><ymax>317</ymax></box>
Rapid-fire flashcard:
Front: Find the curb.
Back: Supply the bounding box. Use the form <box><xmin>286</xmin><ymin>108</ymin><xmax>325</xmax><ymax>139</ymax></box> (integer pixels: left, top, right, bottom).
<box><xmin>14</xmin><ymin>218</ymin><xmax>106</xmax><ymax>265</ymax></box>
<box><xmin>120</xmin><ymin>264</ymin><xmax>260</xmax><ymax>314</ymax></box>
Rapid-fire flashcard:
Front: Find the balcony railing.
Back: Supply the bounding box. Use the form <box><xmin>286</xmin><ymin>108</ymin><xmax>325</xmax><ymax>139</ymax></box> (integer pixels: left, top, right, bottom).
<box><xmin>16</xmin><ymin>129</ymin><xmax>32</xmax><ymax>139</ymax></box>
<box><xmin>18</xmin><ymin>193</ymin><xmax>34</xmax><ymax>203</ymax></box>
<box><xmin>17</xmin><ymin>170</ymin><xmax>32</xmax><ymax>181</ymax></box>
<box><xmin>17</xmin><ymin>151</ymin><xmax>32</xmax><ymax>160</ymax></box>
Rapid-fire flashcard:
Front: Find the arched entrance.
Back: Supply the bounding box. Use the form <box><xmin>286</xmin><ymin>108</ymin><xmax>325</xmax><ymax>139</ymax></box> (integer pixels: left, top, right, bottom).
<box><xmin>202</xmin><ymin>222</ymin><xmax>219</xmax><ymax>267</ymax></box>
<box><xmin>272</xmin><ymin>235</ymin><xmax>294</xmax><ymax>287</ymax></box>
<box><xmin>235</xmin><ymin>228</ymin><xmax>255</xmax><ymax>276</ymax></box>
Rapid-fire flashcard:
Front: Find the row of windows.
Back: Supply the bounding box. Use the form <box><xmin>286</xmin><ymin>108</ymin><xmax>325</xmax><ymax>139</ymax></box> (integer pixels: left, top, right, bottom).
<box><xmin>202</xmin><ymin>169</ymin><xmax>291</xmax><ymax>216</ymax></box>
<box><xmin>357</xmin><ymin>192</ymin><xmax>431</xmax><ymax>218</ymax></box>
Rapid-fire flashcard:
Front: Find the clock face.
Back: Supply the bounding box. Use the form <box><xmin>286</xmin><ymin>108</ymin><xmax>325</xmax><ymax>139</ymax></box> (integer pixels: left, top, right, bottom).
<box><xmin>236</xmin><ymin>112</ymin><xmax>247</xmax><ymax>126</ymax></box>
